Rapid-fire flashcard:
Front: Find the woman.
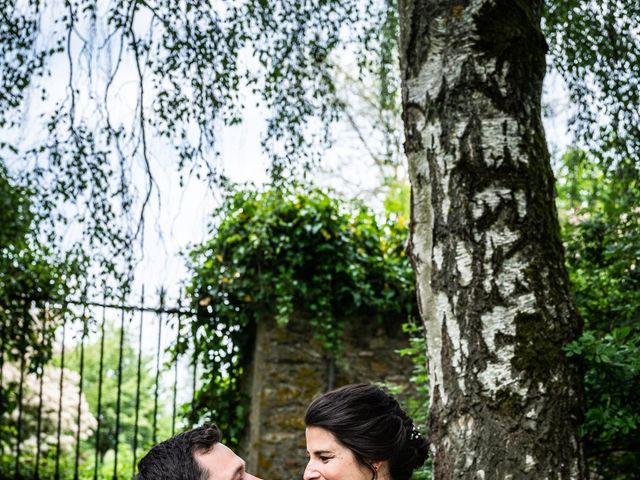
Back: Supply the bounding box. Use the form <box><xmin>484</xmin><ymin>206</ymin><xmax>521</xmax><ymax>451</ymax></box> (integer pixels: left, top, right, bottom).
<box><xmin>303</xmin><ymin>383</ymin><xmax>429</xmax><ymax>480</ymax></box>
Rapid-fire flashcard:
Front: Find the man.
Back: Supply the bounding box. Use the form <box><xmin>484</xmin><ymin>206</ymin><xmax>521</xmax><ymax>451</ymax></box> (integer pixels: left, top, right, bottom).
<box><xmin>137</xmin><ymin>423</ymin><xmax>262</xmax><ymax>480</ymax></box>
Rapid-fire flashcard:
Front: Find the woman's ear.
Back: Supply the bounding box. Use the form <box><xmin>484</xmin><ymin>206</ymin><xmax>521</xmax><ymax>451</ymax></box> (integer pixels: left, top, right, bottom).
<box><xmin>371</xmin><ymin>460</ymin><xmax>390</xmax><ymax>479</ymax></box>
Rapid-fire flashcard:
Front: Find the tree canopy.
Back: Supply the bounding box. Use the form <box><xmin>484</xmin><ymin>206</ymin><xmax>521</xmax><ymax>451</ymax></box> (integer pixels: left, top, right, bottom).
<box><xmin>0</xmin><ymin>0</ymin><xmax>393</xmax><ymax>283</ymax></box>
<box><xmin>1</xmin><ymin>0</ymin><xmax>637</xmax><ymax>275</ymax></box>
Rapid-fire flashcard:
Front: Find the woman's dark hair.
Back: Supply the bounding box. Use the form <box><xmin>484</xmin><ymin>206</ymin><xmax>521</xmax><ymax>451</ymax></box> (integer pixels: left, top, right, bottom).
<box><xmin>305</xmin><ymin>383</ymin><xmax>429</xmax><ymax>480</ymax></box>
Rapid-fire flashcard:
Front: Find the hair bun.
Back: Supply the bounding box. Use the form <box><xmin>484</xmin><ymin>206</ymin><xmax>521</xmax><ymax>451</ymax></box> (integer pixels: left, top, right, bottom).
<box><xmin>406</xmin><ymin>425</ymin><xmax>429</xmax><ymax>470</ymax></box>
<box><xmin>390</xmin><ymin>408</ymin><xmax>429</xmax><ymax>480</ymax></box>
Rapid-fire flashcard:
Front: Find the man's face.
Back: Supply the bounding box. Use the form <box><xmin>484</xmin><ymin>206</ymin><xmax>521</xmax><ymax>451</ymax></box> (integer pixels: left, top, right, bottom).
<box><xmin>195</xmin><ymin>443</ymin><xmax>262</xmax><ymax>480</ymax></box>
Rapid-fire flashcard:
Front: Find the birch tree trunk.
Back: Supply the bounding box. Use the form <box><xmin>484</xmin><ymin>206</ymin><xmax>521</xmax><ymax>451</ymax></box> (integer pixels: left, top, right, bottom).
<box><xmin>399</xmin><ymin>2</ymin><xmax>586</xmax><ymax>478</ymax></box>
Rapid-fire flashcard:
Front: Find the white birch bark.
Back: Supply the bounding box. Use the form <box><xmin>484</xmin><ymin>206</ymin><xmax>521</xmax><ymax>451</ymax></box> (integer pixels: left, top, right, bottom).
<box><xmin>399</xmin><ymin>1</ymin><xmax>585</xmax><ymax>478</ymax></box>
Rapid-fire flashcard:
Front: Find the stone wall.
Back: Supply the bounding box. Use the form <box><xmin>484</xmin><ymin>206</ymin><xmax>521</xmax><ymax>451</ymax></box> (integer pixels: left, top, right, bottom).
<box><xmin>239</xmin><ymin>313</ymin><xmax>415</xmax><ymax>480</ymax></box>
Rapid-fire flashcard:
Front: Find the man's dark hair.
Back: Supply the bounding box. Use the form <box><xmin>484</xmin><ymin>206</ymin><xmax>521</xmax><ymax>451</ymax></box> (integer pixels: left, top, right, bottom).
<box><xmin>136</xmin><ymin>424</ymin><xmax>221</xmax><ymax>480</ymax></box>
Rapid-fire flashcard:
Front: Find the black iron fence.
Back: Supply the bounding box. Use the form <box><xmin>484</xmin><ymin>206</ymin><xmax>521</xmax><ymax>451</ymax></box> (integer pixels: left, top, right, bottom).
<box><xmin>0</xmin><ymin>289</ymin><xmax>202</xmax><ymax>479</ymax></box>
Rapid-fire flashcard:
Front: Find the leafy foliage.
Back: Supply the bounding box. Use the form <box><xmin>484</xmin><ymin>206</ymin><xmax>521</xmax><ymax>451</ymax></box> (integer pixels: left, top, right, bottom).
<box><xmin>0</xmin><ymin>0</ymin><xmax>393</xmax><ymax>283</ymax></box>
<box><xmin>184</xmin><ymin>183</ymin><xmax>415</xmax><ymax>447</ymax></box>
<box><xmin>0</xmin><ymin>444</ymin><xmax>86</xmax><ymax>480</ymax></box>
<box><xmin>0</xmin><ymin>162</ymin><xmax>81</xmax><ymax>305</ymax></box>
<box><xmin>544</xmin><ymin>1</ymin><xmax>640</xmax><ymax>183</ymax></box>
<box><xmin>0</xmin><ymin>162</ymin><xmax>84</xmax><ymax>450</ymax></box>
<box><xmin>557</xmin><ymin>149</ymin><xmax>640</xmax><ymax>479</ymax></box>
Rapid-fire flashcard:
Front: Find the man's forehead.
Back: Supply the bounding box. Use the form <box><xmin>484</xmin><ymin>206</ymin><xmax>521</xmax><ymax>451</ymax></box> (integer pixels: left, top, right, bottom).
<box><xmin>195</xmin><ymin>442</ymin><xmax>244</xmax><ymax>480</ymax></box>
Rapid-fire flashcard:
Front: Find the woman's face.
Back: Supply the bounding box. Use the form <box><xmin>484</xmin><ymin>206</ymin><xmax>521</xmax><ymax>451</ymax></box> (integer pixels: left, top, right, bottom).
<box><xmin>303</xmin><ymin>426</ymin><xmax>374</xmax><ymax>480</ymax></box>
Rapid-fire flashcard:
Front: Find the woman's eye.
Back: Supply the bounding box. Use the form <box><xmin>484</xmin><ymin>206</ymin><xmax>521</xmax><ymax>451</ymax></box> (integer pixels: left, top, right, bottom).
<box><xmin>320</xmin><ymin>456</ymin><xmax>332</xmax><ymax>463</ymax></box>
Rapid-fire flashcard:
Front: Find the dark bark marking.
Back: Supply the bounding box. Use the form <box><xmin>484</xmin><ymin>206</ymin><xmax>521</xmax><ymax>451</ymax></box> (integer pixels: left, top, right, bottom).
<box><xmin>401</xmin><ymin>0</ymin><xmax>472</xmax><ymax>80</ymax></box>
<box><xmin>473</xmin><ymin>0</ymin><xmax>548</xmax><ymax>117</ymax></box>
<box><xmin>512</xmin><ymin>311</ymin><xmax>565</xmax><ymax>382</ymax></box>
<box><xmin>405</xmin><ymin>1</ymin><xmax>432</xmax><ymax>79</ymax></box>
<box><xmin>403</xmin><ymin>103</ymin><xmax>426</xmax><ymax>154</ymax></box>
<box><xmin>492</xmin><ymin>387</ymin><xmax>524</xmax><ymax>418</ymax></box>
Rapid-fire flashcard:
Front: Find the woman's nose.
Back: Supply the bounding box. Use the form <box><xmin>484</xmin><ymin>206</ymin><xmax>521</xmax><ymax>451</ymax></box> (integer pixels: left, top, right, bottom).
<box><xmin>303</xmin><ymin>460</ymin><xmax>319</xmax><ymax>480</ymax></box>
